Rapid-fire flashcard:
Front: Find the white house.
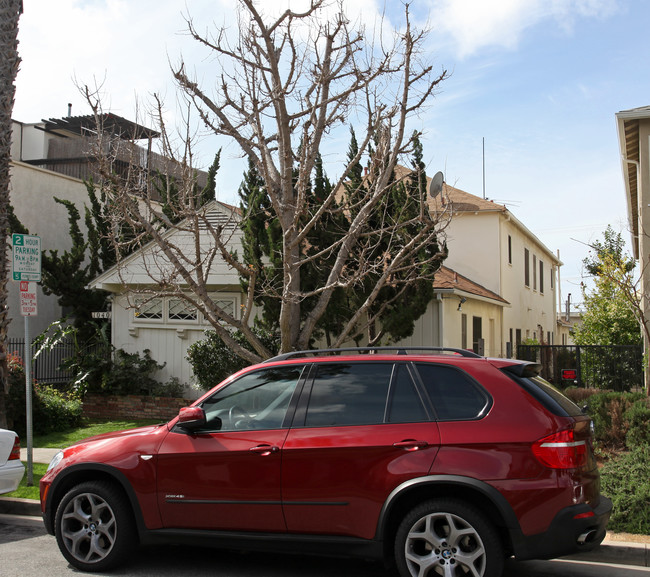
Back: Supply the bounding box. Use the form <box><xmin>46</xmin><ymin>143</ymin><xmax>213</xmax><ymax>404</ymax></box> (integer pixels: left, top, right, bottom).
<box><xmin>89</xmin><ymin>201</ymin><xmax>244</xmax><ymax>387</ymax></box>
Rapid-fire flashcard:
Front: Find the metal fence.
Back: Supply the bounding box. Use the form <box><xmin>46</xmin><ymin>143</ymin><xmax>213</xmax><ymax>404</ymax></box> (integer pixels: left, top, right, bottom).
<box><xmin>517</xmin><ymin>344</ymin><xmax>644</xmax><ymax>391</ymax></box>
<box><xmin>8</xmin><ymin>337</ymin><xmax>74</xmax><ymax>384</ymax></box>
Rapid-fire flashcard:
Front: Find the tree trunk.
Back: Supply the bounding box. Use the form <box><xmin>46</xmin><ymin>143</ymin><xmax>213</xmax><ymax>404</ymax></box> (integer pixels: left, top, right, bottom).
<box><xmin>0</xmin><ymin>0</ymin><xmax>22</xmax><ymax>428</ymax></box>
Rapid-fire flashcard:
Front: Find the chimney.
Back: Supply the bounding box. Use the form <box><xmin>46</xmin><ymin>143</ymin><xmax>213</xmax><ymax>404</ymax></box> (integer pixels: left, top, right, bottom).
<box><xmin>67</xmin><ymin>103</ymin><xmax>72</xmax><ymax>117</ymax></box>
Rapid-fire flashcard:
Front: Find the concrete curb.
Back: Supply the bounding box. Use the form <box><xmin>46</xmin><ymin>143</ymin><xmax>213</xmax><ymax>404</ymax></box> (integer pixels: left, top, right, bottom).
<box><xmin>0</xmin><ymin>496</ymin><xmax>41</xmax><ymax>517</ymax></box>
<box><xmin>0</xmin><ymin>496</ymin><xmax>648</xmax><ymax>568</ymax></box>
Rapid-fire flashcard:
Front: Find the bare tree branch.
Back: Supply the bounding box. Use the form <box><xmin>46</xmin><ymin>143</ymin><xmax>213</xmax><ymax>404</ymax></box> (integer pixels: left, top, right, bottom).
<box><xmin>85</xmin><ymin>0</ymin><xmax>450</xmax><ymax>361</ymax></box>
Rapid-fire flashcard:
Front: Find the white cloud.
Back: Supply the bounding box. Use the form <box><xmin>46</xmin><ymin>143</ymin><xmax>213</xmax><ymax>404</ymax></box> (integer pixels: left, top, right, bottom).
<box><xmin>430</xmin><ymin>0</ymin><xmax>620</xmax><ymax>58</ymax></box>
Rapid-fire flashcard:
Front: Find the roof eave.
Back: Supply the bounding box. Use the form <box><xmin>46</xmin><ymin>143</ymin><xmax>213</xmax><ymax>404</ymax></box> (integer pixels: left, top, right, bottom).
<box><xmin>616</xmin><ymin>111</ymin><xmax>641</xmax><ymax>259</ymax></box>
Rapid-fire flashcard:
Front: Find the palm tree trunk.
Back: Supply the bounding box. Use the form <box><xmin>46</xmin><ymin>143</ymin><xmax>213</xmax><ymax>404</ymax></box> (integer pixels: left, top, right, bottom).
<box><xmin>0</xmin><ymin>0</ymin><xmax>23</xmax><ymax>428</ymax></box>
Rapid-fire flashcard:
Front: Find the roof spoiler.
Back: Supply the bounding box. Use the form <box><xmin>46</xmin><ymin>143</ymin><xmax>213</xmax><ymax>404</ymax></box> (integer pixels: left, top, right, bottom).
<box><xmin>502</xmin><ymin>362</ymin><xmax>542</xmax><ymax>378</ymax></box>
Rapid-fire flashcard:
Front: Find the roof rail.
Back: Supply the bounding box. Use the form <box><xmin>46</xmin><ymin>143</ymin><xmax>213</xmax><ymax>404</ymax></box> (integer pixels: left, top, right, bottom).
<box><xmin>264</xmin><ymin>347</ymin><xmax>482</xmax><ymax>363</ymax></box>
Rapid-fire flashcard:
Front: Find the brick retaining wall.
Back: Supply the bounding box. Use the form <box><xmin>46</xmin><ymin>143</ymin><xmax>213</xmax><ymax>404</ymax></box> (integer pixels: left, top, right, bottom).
<box><xmin>83</xmin><ymin>394</ymin><xmax>191</xmax><ymax>421</ymax></box>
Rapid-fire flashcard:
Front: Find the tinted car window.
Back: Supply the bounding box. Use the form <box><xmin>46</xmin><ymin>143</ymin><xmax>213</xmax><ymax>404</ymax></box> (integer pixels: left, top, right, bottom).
<box><xmin>305</xmin><ymin>363</ymin><xmax>392</xmax><ymax>427</ymax></box>
<box><xmin>415</xmin><ymin>363</ymin><xmax>490</xmax><ymax>420</ymax></box>
<box><xmin>199</xmin><ymin>365</ymin><xmax>304</xmax><ymax>431</ymax></box>
<box><xmin>387</xmin><ymin>364</ymin><xmax>428</xmax><ymax>423</ymax></box>
<box><xmin>506</xmin><ymin>372</ymin><xmax>583</xmax><ymax>417</ymax></box>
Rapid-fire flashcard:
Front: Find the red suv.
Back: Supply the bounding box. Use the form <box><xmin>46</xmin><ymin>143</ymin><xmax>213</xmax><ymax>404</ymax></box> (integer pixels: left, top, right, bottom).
<box><xmin>40</xmin><ymin>348</ymin><xmax>611</xmax><ymax>576</ymax></box>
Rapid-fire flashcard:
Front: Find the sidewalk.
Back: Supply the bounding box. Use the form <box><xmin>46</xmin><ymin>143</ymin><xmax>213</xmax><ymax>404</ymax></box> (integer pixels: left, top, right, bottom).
<box><xmin>19</xmin><ymin>447</ymin><xmax>61</xmax><ymax>465</ymax></box>
<box><xmin>1</xmin><ymin>449</ymin><xmax>648</xmax><ymax>568</ymax></box>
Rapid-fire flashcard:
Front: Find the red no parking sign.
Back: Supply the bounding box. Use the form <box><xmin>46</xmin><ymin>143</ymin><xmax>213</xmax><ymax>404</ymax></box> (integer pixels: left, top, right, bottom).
<box><xmin>19</xmin><ymin>280</ymin><xmax>38</xmax><ymax>316</ymax></box>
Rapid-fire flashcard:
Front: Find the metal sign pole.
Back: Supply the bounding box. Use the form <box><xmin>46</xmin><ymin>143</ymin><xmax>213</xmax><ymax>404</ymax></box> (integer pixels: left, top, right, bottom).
<box><xmin>25</xmin><ymin>315</ymin><xmax>33</xmax><ymax>486</ymax></box>
<box><xmin>11</xmin><ymin>235</ymin><xmax>41</xmax><ymax>487</ymax></box>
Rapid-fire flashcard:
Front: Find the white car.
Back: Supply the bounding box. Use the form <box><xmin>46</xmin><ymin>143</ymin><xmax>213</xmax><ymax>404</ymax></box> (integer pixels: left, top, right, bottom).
<box><xmin>0</xmin><ymin>428</ymin><xmax>25</xmax><ymax>495</ymax></box>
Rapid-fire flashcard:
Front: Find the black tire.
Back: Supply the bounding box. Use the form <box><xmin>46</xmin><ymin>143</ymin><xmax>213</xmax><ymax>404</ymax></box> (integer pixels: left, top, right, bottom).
<box><xmin>54</xmin><ymin>480</ymin><xmax>137</xmax><ymax>571</ymax></box>
<box><xmin>394</xmin><ymin>498</ymin><xmax>504</xmax><ymax>577</ymax></box>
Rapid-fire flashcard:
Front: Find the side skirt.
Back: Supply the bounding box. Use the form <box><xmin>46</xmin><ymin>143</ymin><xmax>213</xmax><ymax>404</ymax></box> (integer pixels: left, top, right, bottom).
<box><xmin>140</xmin><ymin>528</ymin><xmax>384</xmax><ymax>560</ymax></box>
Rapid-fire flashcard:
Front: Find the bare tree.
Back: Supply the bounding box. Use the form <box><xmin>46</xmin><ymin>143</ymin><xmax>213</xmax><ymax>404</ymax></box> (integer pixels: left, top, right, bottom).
<box><xmin>0</xmin><ymin>0</ymin><xmax>22</xmax><ymax>428</ymax></box>
<box><xmin>87</xmin><ymin>0</ymin><xmax>450</xmax><ymax>362</ymax></box>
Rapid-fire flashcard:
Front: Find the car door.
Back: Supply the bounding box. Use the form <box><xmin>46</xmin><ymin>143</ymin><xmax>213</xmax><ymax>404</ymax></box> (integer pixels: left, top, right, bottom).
<box><xmin>282</xmin><ymin>362</ymin><xmax>441</xmax><ymax>539</ymax></box>
<box><xmin>157</xmin><ymin>364</ymin><xmax>304</xmax><ymax>532</ymax></box>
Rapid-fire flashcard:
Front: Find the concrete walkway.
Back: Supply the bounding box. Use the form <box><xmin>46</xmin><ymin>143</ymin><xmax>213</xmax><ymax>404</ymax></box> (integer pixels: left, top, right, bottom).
<box><xmin>20</xmin><ymin>448</ymin><xmax>60</xmax><ymax>465</ymax></box>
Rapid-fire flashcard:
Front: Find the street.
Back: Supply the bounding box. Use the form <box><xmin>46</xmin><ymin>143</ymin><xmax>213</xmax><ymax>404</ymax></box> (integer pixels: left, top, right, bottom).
<box><xmin>1</xmin><ymin>518</ymin><xmax>649</xmax><ymax>577</ymax></box>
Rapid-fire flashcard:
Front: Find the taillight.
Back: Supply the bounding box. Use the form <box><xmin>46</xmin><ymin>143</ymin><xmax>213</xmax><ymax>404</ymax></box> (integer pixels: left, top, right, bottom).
<box><xmin>9</xmin><ymin>435</ymin><xmax>21</xmax><ymax>461</ymax></box>
<box><xmin>532</xmin><ymin>429</ymin><xmax>587</xmax><ymax>469</ymax></box>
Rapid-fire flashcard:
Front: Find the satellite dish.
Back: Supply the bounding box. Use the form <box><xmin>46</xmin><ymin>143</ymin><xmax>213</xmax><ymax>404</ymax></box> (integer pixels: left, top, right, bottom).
<box><xmin>429</xmin><ymin>171</ymin><xmax>444</xmax><ymax>198</ymax></box>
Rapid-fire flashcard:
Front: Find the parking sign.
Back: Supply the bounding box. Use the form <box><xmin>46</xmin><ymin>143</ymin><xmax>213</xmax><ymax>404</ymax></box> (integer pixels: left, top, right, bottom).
<box><xmin>12</xmin><ymin>234</ymin><xmax>41</xmax><ymax>282</ymax></box>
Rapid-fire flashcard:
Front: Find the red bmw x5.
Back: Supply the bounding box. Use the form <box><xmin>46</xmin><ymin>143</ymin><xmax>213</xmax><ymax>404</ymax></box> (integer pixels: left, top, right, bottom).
<box><xmin>40</xmin><ymin>348</ymin><xmax>611</xmax><ymax>576</ymax></box>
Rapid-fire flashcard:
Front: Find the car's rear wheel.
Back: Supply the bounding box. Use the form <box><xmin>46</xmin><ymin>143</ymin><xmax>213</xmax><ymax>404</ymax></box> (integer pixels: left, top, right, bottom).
<box><xmin>395</xmin><ymin>498</ymin><xmax>504</xmax><ymax>577</ymax></box>
<box><xmin>55</xmin><ymin>480</ymin><xmax>136</xmax><ymax>571</ymax></box>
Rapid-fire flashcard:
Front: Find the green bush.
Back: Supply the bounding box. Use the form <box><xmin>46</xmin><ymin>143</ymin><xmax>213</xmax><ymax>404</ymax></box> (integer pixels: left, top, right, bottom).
<box><xmin>600</xmin><ymin>445</ymin><xmax>650</xmax><ymax>534</ymax></box>
<box><xmin>148</xmin><ymin>377</ymin><xmax>186</xmax><ymax>399</ymax></box>
<box><xmin>6</xmin><ymin>353</ymin><xmax>82</xmax><ymax>437</ymax></box>
<box><xmin>584</xmin><ymin>391</ymin><xmax>645</xmax><ymax>449</ymax></box>
<box><xmin>624</xmin><ymin>399</ymin><xmax>650</xmax><ymax>448</ymax></box>
<box><xmin>187</xmin><ymin>328</ymin><xmax>279</xmax><ymax>390</ymax></box>
<box><xmin>33</xmin><ymin>384</ymin><xmax>83</xmax><ymax>434</ymax></box>
<box><xmin>562</xmin><ymin>387</ymin><xmax>597</xmax><ymax>406</ymax></box>
<box><xmin>98</xmin><ymin>349</ymin><xmax>165</xmax><ymax>396</ymax></box>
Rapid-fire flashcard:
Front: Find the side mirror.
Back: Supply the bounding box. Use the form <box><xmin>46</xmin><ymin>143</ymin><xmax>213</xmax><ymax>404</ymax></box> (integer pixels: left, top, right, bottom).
<box><xmin>177</xmin><ymin>406</ymin><xmax>206</xmax><ymax>431</ymax></box>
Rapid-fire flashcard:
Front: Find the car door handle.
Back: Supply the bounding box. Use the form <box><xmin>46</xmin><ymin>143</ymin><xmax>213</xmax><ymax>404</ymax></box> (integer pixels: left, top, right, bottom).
<box><xmin>249</xmin><ymin>444</ymin><xmax>280</xmax><ymax>456</ymax></box>
<box><xmin>393</xmin><ymin>440</ymin><xmax>429</xmax><ymax>451</ymax></box>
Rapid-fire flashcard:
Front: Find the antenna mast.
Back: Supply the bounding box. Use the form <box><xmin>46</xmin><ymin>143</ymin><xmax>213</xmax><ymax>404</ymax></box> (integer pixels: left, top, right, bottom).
<box><xmin>482</xmin><ymin>137</ymin><xmax>486</xmax><ymax>199</ymax></box>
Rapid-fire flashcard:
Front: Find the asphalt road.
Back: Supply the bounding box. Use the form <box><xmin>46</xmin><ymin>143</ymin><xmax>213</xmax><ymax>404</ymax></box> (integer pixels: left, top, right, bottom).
<box><xmin>1</xmin><ymin>518</ymin><xmax>649</xmax><ymax>577</ymax></box>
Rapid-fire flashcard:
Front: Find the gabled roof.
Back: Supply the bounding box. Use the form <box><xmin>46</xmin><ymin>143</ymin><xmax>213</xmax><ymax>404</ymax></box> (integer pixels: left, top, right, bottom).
<box><xmin>433</xmin><ymin>183</ymin><xmax>507</xmax><ymax>213</ymax></box>
<box><xmin>89</xmin><ymin>200</ymin><xmax>241</xmax><ymax>290</ymax></box>
<box><xmin>392</xmin><ymin>164</ymin><xmax>507</xmax><ymax>213</ymax></box>
<box><xmin>433</xmin><ymin>266</ymin><xmax>509</xmax><ymax>305</ymax></box>
<box><xmin>392</xmin><ymin>165</ymin><xmax>559</xmax><ymax>263</ymax></box>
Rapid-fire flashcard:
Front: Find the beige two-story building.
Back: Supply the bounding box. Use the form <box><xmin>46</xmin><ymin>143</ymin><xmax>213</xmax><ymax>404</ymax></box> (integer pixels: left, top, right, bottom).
<box><xmin>398</xmin><ymin>183</ymin><xmax>561</xmax><ymax>358</ymax></box>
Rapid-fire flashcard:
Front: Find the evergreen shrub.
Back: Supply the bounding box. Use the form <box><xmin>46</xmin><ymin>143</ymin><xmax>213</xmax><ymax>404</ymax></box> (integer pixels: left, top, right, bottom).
<box><xmin>624</xmin><ymin>399</ymin><xmax>650</xmax><ymax>448</ymax></box>
<box><xmin>187</xmin><ymin>329</ymin><xmax>278</xmax><ymax>390</ymax></box>
<box><xmin>600</xmin><ymin>445</ymin><xmax>650</xmax><ymax>535</ymax></box>
<box><xmin>584</xmin><ymin>391</ymin><xmax>644</xmax><ymax>448</ymax></box>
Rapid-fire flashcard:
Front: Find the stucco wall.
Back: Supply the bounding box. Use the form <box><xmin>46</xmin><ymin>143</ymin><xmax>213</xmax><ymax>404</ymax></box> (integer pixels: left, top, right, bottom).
<box><xmin>445</xmin><ymin>212</ymin><xmax>501</xmax><ymax>294</ymax></box>
<box><xmin>8</xmin><ymin>161</ymin><xmax>92</xmax><ymax>339</ymax></box>
<box><xmin>500</xmin><ymin>218</ymin><xmax>558</xmax><ymax>347</ymax></box>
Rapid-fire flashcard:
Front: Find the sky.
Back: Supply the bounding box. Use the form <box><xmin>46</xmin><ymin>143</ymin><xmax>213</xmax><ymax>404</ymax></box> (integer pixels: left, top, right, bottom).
<box><xmin>12</xmin><ymin>0</ymin><xmax>650</xmax><ymax>312</ymax></box>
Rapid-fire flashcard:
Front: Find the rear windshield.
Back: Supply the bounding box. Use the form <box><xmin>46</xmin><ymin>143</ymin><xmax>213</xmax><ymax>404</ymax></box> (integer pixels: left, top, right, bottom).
<box><xmin>504</xmin><ymin>371</ymin><xmax>584</xmax><ymax>417</ymax></box>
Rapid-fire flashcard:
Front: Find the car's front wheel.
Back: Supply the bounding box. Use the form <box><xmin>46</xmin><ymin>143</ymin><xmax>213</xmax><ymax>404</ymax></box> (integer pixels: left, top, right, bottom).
<box><xmin>395</xmin><ymin>498</ymin><xmax>504</xmax><ymax>577</ymax></box>
<box><xmin>55</xmin><ymin>480</ymin><xmax>136</xmax><ymax>571</ymax></box>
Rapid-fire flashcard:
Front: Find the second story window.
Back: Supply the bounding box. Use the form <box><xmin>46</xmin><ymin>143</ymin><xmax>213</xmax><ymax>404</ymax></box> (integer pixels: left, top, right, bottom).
<box><xmin>524</xmin><ymin>248</ymin><xmax>530</xmax><ymax>287</ymax></box>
